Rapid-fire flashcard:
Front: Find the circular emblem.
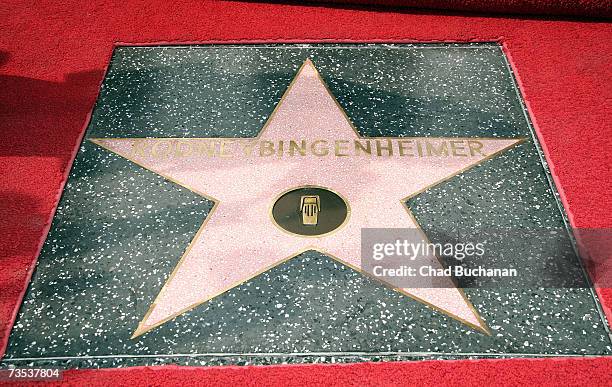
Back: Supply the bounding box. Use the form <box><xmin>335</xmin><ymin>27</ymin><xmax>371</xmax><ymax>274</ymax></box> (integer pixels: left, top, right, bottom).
<box><xmin>271</xmin><ymin>186</ymin><xmax>349</xmax><ymax>237</ymax></box>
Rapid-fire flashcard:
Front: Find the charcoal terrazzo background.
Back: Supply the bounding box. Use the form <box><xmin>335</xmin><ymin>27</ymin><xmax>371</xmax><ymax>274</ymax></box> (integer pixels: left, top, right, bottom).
<box><xmin>2</xmin><ymin>44</ymin><xmax>610</xmax><ymax>367</ymax></box>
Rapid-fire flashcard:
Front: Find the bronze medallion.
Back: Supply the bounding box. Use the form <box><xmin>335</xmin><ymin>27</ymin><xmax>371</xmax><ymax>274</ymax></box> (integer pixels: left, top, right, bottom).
<box><xmin>271</xmin><ymin>186</ymin><xmax>349</xmax><ymax>236</ymax></box>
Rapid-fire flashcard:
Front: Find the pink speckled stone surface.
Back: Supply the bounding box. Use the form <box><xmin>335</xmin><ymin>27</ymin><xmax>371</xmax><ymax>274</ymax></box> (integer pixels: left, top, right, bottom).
<box><xmin>92</xmin><ymin>60</ymin><xmax>521</xmax><ymax>336</ymax></box>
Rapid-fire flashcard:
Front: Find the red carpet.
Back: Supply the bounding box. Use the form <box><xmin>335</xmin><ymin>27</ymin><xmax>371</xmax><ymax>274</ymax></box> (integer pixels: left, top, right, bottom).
<box><xmin>40</xmin><ymin>358</ymin><xmax>612</xmax><ymax>386</ymax></box>
<box><xmin>1</xmin><ymin>0</ymin><xmax>611</xmax><ymax>385</ymax></box>
<box><xmin>312</xmin><ymin>0</ymin><xmax>612</xmax><ymax>18</ymax></box>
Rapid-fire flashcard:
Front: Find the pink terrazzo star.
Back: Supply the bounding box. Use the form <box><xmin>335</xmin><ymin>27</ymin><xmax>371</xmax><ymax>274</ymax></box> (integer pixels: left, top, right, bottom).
<box><xmin>92</xmin><ymin>59</ymin><xmax>523</xmax><ymax>338</ymax></box>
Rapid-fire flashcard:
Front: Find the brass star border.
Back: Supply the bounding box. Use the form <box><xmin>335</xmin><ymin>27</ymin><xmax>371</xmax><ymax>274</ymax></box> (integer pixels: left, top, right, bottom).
<box><xmin>91</xmin><ymin>59</ymin><xmax>525</xmax><ymax>338</ymax></box>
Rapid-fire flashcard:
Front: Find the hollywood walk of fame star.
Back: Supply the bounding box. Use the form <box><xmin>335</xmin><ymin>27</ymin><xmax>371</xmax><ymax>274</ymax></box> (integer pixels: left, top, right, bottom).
<box><xmin>91</xmin><ymin>59</ymin><xmax>524</xmax><ymax>338</ymax></box>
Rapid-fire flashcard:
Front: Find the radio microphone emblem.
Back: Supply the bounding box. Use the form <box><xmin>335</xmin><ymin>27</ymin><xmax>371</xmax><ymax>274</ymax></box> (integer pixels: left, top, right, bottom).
<box><xmin>300</xmin><ymin>195</ymin><xmax>321</xmax><ymax>226</ymax></box>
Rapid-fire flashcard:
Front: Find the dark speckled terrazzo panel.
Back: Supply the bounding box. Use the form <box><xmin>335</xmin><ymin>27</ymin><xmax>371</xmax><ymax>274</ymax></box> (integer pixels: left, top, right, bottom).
<box><xmin>2</xmin><ymin>44</ymin><xmax>610</xmax><ymax>368</ymax></box>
